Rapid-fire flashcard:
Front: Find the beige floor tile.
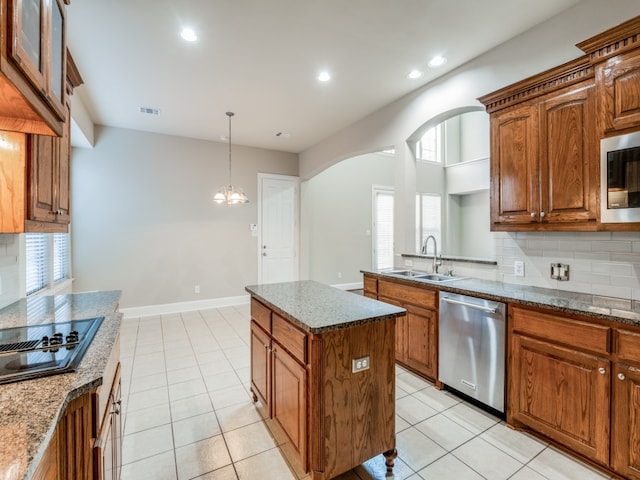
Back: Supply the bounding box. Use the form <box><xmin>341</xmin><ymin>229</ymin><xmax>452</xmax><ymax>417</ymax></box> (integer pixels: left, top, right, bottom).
<box><xmin>396</xmin><ymin>371</ymin><xmax>432</xmax><ymax>393</ymax></box>
<box><xmin>452</xmin><ymin>436</ymin><xmax>523</xmax><ymax>480</ymax></box>
<box><xmin>166</xmin><ymin>354</ymin><xmax>199</xmax><ymax>372</ymax></box>
<box><xmin>224</xmin><ymin>421</ymin><xmax>278</xmax><ymax>462</ymax></box>
<box><xmin>196</xmin><ymin>350</ymin><xmax>227</xmax><ymax>365</ymax></box>
<box><xmin>193</xmin><ymin>465</ymin><xmax>238</xmax><ymax>479</ymax></box>
<box><xmin>122</xmin><ymin>423</ymin><xmax>174</xmax><ymax>465</ymax></box>
<box><xmin>509</xmin><ymin>466</ymin><xmax>550</xmax><ymax>480</ymax></box>
<box><xmin>175</xmin><ymin>435</ymin><xmax>232</xmax><ymax>480</ymax></box>
<box><xmin>168</xmin><ymin>377</ymin><xmax>208</xmax><ymax>401</ymax></box>
<box><xmin>204</xmin><ymin>371</ymin><xmax>242</xmax><ymax>392</ymax></box>
<box><xmin>126</xmin><ymin>386</ymin><xmax>169</xmax><ymax>413</ymax></box>
<box><xmin>199</xmin><ymin>359</ymin><xmax>234</xmax><ymax>376</ymax></box>
<box><xmin>210</xmin><ymin>384</ymin><xmax>251</xmax><ymax>410</ymax></box>
<box><xmin>135</xmin><ymin>341</ymin><xmax>164</xmax><ymax>356</ymax></box>
<box><xmin>396</xmin><ymin>426</ymin><xmax>447</xmax><ymax>471</ymax></box>
<box><xmin>170</xmin><ymin>392</ymin><xmax>213</xmax><ymax>422</ymax></box>
<box><xmin>215</xmin><ymin>401</ymin><xmax>263</xmax><ymax>432</ymax></box>
<box><xmin>167</xmin><ymin>366</ymin><xmax>202</xmax><ymax>385</ymax></box>
<box><xmin>480</xmin><ymin>422</ymin><xmax>547</xmax><ymax>464</ymax></box>
<box><xmin>128</xmin><ymin>371</ymin><xmax>167</xmax><ymax>394</ymax></box>
<box><xmin>417</xmin><ymin>454</ymin><xmax>484</xmax><ymax>480</ymax></box>
<box><xmin>355</xmin><ymin>454</ymin><xmax>415</xmax><ymax>480</ymax></box>
<box><xmin>442</xmin><ymin>402</ymin><xmax>499</xmax><ymax>435</ymax></box>
<box><xmin>395</xmin><ymin>414</ymin><xmax>411</xmax><ymax>433</ymax></box>
<box><xmin>234</xmin><ymin>448</ymin><xmax>296</xmax><ymax>480</ymax></box>
<box><xmin>527</xmin><ymin>447</ymin><xmax>611</xmax><ymax>480</ymax></box>
<box><xmin>173</xmin><ymin>411</ymin><xmax>221</xmax><ymax>448</ymax></box>
<box><xmin>412</xmin><ymin>386</ymin><xmax>461</xmax><ymax>412</ymax></box>
<box><xmin>395</xmin><ymin>395</ymin><xmax>438</xmax><ymax>425</ymax></box>
<box><xmin>415</xmin><ymin>413</ymin><xmax>475</xmax><ymax>451</ymax></box>
<box><xmin>120</xmin><ymin>451</ymin><xmax>177</xmax><ymax>480</ymax></box>
<box><xmin>124</xmin><ymin>403</ymin><xmax>171</xmax><ymax>435</ymax></box>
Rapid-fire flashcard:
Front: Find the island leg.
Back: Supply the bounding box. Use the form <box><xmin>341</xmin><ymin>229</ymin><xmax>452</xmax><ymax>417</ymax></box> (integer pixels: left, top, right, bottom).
<box><xmin>383</xmin><ymin>448</ymin><xmax>398</xmax><ymax>475</ymax></box>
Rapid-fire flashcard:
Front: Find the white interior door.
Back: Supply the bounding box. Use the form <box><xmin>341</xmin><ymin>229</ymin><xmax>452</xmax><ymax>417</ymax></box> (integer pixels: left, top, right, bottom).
<box><xmin>258</xmin><ymin>174</ymin><xmax>299</xmax><ymax>284</ymax></box>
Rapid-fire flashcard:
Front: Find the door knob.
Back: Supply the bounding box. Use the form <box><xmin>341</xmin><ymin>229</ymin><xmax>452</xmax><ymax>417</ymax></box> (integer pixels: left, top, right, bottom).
<box><xmin>598</xmin><ymin>367</ymin><xmax>606</xmax><ymax>375</ymax></box>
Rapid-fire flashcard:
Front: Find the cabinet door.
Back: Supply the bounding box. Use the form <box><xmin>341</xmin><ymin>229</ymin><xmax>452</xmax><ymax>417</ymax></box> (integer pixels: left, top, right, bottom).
<box><xmin>490</xmin><ymin>104</ymin><xmax>539</xmax><ymax>226</ymax></box>
<box><xmin>57</xmin><ymin>392</ymin><xmax>94</xmax><ymax>479</ymax></box>
<box><xmin>611</xmin><ymin>363</ymin><xmax>640</xmax><ymax>479</ymax></box>
<box><xmin>272</xmin><ymin>343</ymin><xmax>307</xmax><ymax>471</ymax></box>
<box><xmin>378</xmin><ymin>295</ymin><xmax>406</xmax><ymax>363</ymax></box>
<box><xmin>8</xmin><ymin>0</ymin><xmax>47</xmax><ymax>93</ymax></box>
<box><xmin>46</xmin><ymin>0</ymin><xmax>66</xmax><ymax>118</ymax></box>
<box><xmin>55</xmin><ymin>102</ymin><xmax>71</xmax><ymax>222</ymax></box>
<box><xmin>32</xmin><ymin>431</ymin><xmax>59</xmax><ymax>480</ymax></box>
<box><xmin>404</xmin><ymin>305</ymin><xmax>437</xmax><ymax>379</ymax></box>
<box><xmin>510</xmin><ymin>334</ymin><xmax>610</xmax><ymax>464</ymax></box>
<box><xmin>250</xmin><ymin>322</ymin><xmax>271</xmax><ymax>418</ymax></box>
<box><xmin>538</xmin><ymin>82</ymin><xmax>596</xmax><ymax>224</ymax></box>
<box><xmin>597</xmin><ymin>49</ymin><xmax>640</xmax><ymax>133</ymax></box>
<box><xmin>94</xmin><ymin>394</ymin><xmax>115</xmax><ymax>480</ymax></box>
<box><xmin>27</xmin><ymin>134</ymin><xmax>56</xmax><ymax>222</ymax></box>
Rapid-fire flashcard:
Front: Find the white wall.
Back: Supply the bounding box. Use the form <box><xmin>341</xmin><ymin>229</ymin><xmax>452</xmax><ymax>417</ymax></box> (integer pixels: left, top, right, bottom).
<box><xmin>298</xmin><ymin>0</ymin><xmax>640</xmax><ymax>301</ymax></box>
<box><xmin>71</xmin><ymin>126</ymin><xmax>298</xmax><ymax>309</ymax></box>
<box><xmin>301</xmin><ymin>152</ymin><xmax>394</xmax><ymax>285</ymax></box>
<box><xmin>0</xmin><ymin>234</ymin><xmax>20</xmax><ymax>309</ymax></box>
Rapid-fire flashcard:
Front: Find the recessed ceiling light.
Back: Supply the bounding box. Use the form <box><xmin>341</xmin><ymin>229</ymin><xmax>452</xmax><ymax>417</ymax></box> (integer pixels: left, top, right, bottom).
<box><xmin>428</xmin><ymin>55</ymin><xmax>447</xmax><ymax>68</ymax></box>
<box><xmin>180</xmin><ymin>27</ymin><xmax>198</xmax><ymax>42</ymax></box>
<box><xmin>408</xmin><ymin>69</ymin><xmax>423</xmax><ymax>79</ymax></box>
<box><xmin>317</xmin><ymin>71</ymin><xmax>331</xmax><ymax>82</ymax></box>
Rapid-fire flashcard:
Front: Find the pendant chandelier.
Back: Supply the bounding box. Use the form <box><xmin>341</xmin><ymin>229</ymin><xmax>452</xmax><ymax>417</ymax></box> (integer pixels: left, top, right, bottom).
<box><xmin>213</xmin><ymin>111</ymin><xmax>249</xmax><ymax>205</ymax></box>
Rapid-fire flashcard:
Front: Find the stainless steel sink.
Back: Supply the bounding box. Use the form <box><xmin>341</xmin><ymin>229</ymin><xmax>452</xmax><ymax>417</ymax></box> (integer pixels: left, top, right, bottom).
<box><xmin>384</xmin><ymin>270</ymin><xmax>464</xmax><ymax>282</ymax></box>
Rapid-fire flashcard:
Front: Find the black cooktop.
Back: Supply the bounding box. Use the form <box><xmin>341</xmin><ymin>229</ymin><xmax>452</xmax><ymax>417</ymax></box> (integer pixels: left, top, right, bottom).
<box><xmin>0</xmin><ymin>317</ymin><xmax>104</xmax><ymax>385</ymax></box>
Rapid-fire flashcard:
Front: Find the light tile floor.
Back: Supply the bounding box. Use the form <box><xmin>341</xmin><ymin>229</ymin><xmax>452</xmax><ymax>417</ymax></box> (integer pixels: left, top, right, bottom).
<box><xmin>119</xmin><ymin>305</ymin><xmax>614</xmax><ymax>480</ymax></box>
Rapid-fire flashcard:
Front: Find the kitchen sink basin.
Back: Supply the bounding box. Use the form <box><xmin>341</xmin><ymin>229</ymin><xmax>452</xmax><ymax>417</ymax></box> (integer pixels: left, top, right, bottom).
<box><xmin>384</xmin><ymin>270</ymin><xmax>464</xmax><ymax>282</ymax></box>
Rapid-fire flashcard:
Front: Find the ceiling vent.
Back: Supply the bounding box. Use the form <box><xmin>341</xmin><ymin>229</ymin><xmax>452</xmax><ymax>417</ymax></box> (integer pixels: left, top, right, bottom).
<box><xmin>139</xmin><ymin>106</ymin><xmax>161</xmax><ymax>116</ymax></box>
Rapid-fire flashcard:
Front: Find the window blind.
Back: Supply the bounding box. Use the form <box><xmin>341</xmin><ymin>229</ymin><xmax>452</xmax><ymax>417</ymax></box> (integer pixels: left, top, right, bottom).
<box><xmin>374</xmin><ymin>189</ymin><xmax>394</xmax><ymax>270</ymax></box>
<box><xmin>26</xmin><ymin>233</ymin><xmax>49</xmax><ymax>295</ymax></box>
<box><xmin>416</xmin><ymin>194</ymin><xmax>441</xmax><ymax>254</ymax></box>
<box><xmin>53</xmin><ymin>233</ymin><xmax>70</xmax><ymax>282</ymax></box>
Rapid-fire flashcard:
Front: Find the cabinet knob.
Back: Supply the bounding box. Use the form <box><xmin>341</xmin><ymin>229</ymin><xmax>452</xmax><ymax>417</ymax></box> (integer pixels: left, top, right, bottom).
<box><xmin>598</xmin><ymin>367</ymin><xmax>606</xmax><ymax>375</ymax></box>
<box><xmin>540</xmin><ymin>211</ymin><xmax>545</xmax><ymax>218</ymax></box>
<box><xmin>530</xmin><ymin>212</ymin><xmax>536</xmax><ymax>218</ymax></box>
<box><xmin>618</xmin><ymin>373</ymin><xmax>626</xmax><ymax>381</ymax></box>
<box><xmin>264</xmin><ymin>344</ymin><xmax>269</xmax><ymax>349</ymax></box>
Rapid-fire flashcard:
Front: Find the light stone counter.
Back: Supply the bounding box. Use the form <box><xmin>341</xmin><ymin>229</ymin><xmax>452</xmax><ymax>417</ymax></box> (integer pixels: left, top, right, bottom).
<box><xmin>245</xmin><ymin>280</ymin><xmax>406</xmax><ymax>333</ymax></box>
<box><xmin>0</xmin><ymin>290</ymin><xmax>122</xmax><ymax>480</ymax></box>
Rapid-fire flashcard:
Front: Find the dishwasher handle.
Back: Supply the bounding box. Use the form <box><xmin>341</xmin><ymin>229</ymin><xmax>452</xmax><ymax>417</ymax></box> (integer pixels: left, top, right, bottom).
<box><xmin>440</xmin><ymin>296</ymin><xmax>499</xmax><ymax>314</ymax></box>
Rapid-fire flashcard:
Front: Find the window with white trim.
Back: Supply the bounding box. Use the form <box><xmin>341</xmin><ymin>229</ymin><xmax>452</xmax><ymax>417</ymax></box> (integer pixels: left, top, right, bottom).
<box><xmin>415</xmin><ymin>193</ymin><xmax>441</xmax><ymax>254</ymax></box>
<box><xmin>416</xmin><ymin>124</ymin><xmax>443</xmax><ymax>163</ymax></box>
<box><xmin>26</xmin><ymin>232</ymin><xmax>71</xmax><ymax>296</ymax></box>
<box><xmin>373</xmin><ymin>187</ymin><xmax>394</xmax><ymax>270</ymax></box>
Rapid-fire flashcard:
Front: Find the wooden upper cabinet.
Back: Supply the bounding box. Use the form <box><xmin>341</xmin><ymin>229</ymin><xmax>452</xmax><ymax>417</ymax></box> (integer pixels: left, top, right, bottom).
<box><xmin>0</xmin><ymin>0</ymin><xmax>68</xmax><ymax>135</ymax></box>
<box><xmin>577</xmin><ymin>15</ymin><xmax>640</xmax><ymax>135</ymax></box>
<box><xmin>480</xmin><ymin>58</ymin><xmax>598</xmax><ymax>231</ymax></box>
<box><xmin>538</xmin><ymin>82</ymin><xmax>597</xmax><ymax>224</ymax></box>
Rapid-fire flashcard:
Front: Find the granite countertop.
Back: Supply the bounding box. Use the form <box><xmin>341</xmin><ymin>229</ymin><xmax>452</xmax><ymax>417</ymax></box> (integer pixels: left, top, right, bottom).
<box><xmin>0</xmin><ymin>290</ymin><xmax>122</xmax><ymax>480</ymax></box>
<box><xmin>363</xmin><ymin>269</ymin><xmax>640</xmax><ymax>327</ymax></box>
<box><xmin>245</xmin><ymin>280</ymin><xmax>406</xmax><ymax>334</ymax></box>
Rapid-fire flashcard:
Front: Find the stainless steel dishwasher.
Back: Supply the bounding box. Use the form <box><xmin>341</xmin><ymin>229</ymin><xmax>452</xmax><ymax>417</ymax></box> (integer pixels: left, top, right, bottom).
<box><xmin>439</xmin><ymin>292</ymin><xmax>506</xmax><ymax>413</ymax></box>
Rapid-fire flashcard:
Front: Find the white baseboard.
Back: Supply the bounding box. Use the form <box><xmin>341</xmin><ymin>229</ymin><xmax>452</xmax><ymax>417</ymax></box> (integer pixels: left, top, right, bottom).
<box><xmin>120</xmin><ymin>294</ymin><xmax>250</xmax><ymax>319</ymax></box>
<box><xmin>331</xmin><ymin>281</ymin><xmax>364</xmax><ymax>291</ymax></box>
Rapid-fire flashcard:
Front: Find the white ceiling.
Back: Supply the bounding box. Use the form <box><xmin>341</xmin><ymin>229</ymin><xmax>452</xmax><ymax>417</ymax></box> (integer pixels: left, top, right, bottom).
<box><xmin>66</xmin><ymin>0</ymin><xmax>584</xmax><ymax>153</ymax></box>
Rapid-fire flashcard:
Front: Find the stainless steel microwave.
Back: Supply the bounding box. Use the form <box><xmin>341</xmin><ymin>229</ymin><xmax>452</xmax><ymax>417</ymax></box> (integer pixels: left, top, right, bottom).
<box><xmin>600</xmin><ymin>131</ymin><xmax>640</xmax><ymax>223</ymax></box>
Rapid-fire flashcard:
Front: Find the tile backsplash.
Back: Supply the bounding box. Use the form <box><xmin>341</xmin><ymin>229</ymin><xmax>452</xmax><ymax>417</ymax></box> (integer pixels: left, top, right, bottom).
<box><xmin>0</xmin><ymin>234</ymin><xmax>20</xmax><ymax>309</ymax></box>
<box><xmin>408</xmin><ymin>231</ymin><xmax>640</xmax><ymax>302</ymax></box>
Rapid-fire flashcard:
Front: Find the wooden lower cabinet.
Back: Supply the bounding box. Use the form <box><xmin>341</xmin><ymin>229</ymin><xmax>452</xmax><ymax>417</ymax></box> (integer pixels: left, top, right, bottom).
<box><xmin>249</xmin><ymin>297</ymin><xmax>396</xmax><ymax>480</ymax></box>
<box><xmin>377</xmin><ymin>278</ymin><xmax>438</xmax><ymax>380</ymax></box>
<box><xmin>94</xmin><ymin>363</ymin><xmax>123</xmax><ymax>480</ymax></box>
<box><xmin>510</xmin><ymin>334</ymin><xmax>610</xmax><ymax>463</ymax></box>
<box><xmin>57</xmin><ymin>392</ymin><xmax>95</xmax><ymax>479</ymax></box>
<box><xmin>509</xmin><ymin>305</ymin><xmax>640</xmax><ymax>478</ymax></box>
<box><xmin>32</xmin><ymin>433</ymin><xmax>59</xmax><ymax>480</ymax></box>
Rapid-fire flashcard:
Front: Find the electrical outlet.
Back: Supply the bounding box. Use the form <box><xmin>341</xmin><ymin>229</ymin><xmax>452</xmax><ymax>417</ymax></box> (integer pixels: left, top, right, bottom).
<box><xmin>352</xmin><ymin>356</ymin><xmax>370</xmax><ymax>373</ymax></box>
<box><xmin>514</xmin><ymin>261</ymin><xmax>525</xmax><ymax>277</ymax></box>
<box><xmin>551</xmin><ymin>263</ymin><xmax>570</xmax><ymax>281</ymax></box>
<box><xmin>194</xmin><ymin>285</ymin><xmax>200</xmax><ymax>294</ymax></box>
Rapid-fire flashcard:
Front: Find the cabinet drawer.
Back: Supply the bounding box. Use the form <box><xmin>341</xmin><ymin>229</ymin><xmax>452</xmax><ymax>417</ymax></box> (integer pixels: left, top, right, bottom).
<box><xmin>511</xmin><ymin>306</ymin><xmax>610</xmax><ymax>354</ymax></box>
<box><xmin>378</xmin><ymin>279</ymin><xmax>437</xmax><ymax>309</ymax></box>
<box><xmin>272</xmin><ymin>314</ymin><xmax>307</xmax><ymax>364</ymax></box>
<box><xmin>363</xmin><ymin>276</ymin><xmax>378</xmax><ymax>296</ymax></box>
<box><xmin>251</xmin><ymin>299</ymin><xmax>272</xmax><ymax>333</ymax></box>
<box><xmin>616</xmin><ymin>329</ymin><xmax>640</xmax><ymax>364</ymax></box>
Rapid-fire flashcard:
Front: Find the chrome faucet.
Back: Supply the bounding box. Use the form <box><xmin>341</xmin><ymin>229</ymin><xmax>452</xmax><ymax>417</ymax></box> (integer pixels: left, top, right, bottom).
<box><xmin>421</xmin><ymin>235</ymin><xmax>442</xmax><ymax>273</ymax></box>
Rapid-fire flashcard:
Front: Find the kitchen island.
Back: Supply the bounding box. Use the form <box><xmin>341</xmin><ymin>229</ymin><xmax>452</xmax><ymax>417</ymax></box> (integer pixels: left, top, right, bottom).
<box><xmin>245</xmin><ymin>280</ymin><xmax>406</xmax><ymax>480</ymax></box>
<box><xmin>0</xmin><ymin>290</ymin><xmax>122</xmax><ymax>480</ymax></box>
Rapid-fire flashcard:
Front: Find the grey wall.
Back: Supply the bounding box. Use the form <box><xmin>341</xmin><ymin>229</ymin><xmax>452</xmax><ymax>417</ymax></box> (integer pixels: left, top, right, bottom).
<box><xmin>301</xmin><ymin>152</ymin><xmax>394</xmax><ymax>285</ymax></box>
<box><xmin>71</xmin><ymin>126</ymin><xmax>298</xmax><ymax>308</ymax></box>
